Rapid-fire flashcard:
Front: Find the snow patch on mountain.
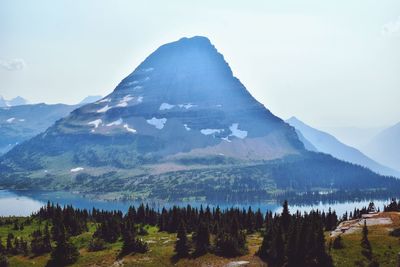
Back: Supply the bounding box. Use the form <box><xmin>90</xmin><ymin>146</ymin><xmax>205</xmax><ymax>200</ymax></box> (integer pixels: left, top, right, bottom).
<box><xmin>201</xmin><ymin>129</ymin><xmax>224</xmax><ymax>135</ymax></box>
<box><xmin>123</xmin><ymin>124</ymin><xmax>137</xmax><ymax>133</ymax></box>
<box><xmin>88</xmin><ymin>119</ymin><xmax>102</xmax><ymax>128</ymax></box>
<box><xmin>70</xmin><ymin>167</ymin><xmax>84</xmax><ymax>172</ymax></box>
<box><xmin>116</xmin><ymin>95</ymin><xmax>134</xmax><ymax>107</ymax></box>
<box><xmin>97</xmin><ymin>98</ymin><xmax>111</xmax><ymax>103</ymax></box>
<box><xmin>127</xmin><ymin>81</ymin><xmax>139</xmax><ymax>86</ymax></box>
<box><xmin>122</xmin><ymin>95</ymin><xmax>134</xmax><ymax>102</ymax></box>
<box><xmin>159</xmin><ymin>103</ymin><xmax>175</xmax><ymax>110</ymax></box>
<box><xmin>107</xmin><ymin>118</ymin><xmax>123</xmax><ymax>127</ymax></box>
<box><xmin>116</xmin><ymin>102</ymin><xmax>128</xmax><ymax>107</ymax></box>
<box><xmin>221</xmin><ymin>136</ymin><xmax>231</xmax><ymax>142</ymax></box>
<box><xmin>229</xmin><ymin>123</ymin><xmax>247</xmax><ymax>139</ymax></box>
<box><xmin>178</xmin><ymin>103</ymin><xmax>196</xmax><ymax>109</ymax></box>
<box><xmin>97</xmin><ymin>105</ymin><xmax>112</xmax><ymax>113</ymax></box>
<box><xmin>147</xmin><ymin>117</ymin><xmax>167</xmax><ymax>129</ymax></box>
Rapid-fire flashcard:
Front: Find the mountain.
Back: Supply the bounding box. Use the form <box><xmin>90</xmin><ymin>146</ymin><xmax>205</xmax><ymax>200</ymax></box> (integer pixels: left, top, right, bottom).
<box><xmin>0</xmin><ymin>103</ymin><xmax>80</xmax><ymax>154</ymax></box>
<box><xmin>320</xmin><ymin>126</ymin><xmax>384</xmax><ymax>149</ymax></box>
<box><xmin>1</xmin><ymin>36</ymin><xmax>399</xmax><ymax>201</ymax></box>
<box><xmin>363</xmin><ymin>122</ymin><xmax>400</xmax><ymax>173</ymax></box>
<box><xmin>79</xmin><ymin>95</ymin><xmax>103</xmax><ymax>105</ymax></box>
<box><xmin>0</xmin><ymin>96</ymin><xmax>28</xmax><ymax>107</ymax></box>
<box><xmin>286</xmin><ymin>117</ymin><xmax>400</xmax><ymax>178</ymax></box>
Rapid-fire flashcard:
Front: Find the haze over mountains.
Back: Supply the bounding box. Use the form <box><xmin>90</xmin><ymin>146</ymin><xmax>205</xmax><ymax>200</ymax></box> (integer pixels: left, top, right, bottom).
<box><xmin>286</xmin><ymin>117</ymin><xmax>400</xmax><ymax>178</ymax></box>
<box><xmin>363</xmin><ymin>122</ymin><xmax>400</xmax><ymax>173</ymax></box>
<box><xmin>0</xmin><ymin>103</ymin><xmax>80</xmax><ymax>154</ymax></box>
<box><xmin>0</xmin><ymin>96</ymin><xmax>103</xmax><ymax>155</ymax></box>
<box><xmin>0</xmin><ymin>36</ymin><xmax>399</xmax><ymax>201</ymax></box>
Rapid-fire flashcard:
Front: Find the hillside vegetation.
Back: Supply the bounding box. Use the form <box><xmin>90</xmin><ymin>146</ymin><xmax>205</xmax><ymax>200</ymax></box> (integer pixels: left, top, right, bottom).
<box><xmin>0</xmin><ymin>201</ymin><xmax>400</xmax><ymax>266</ymax></box>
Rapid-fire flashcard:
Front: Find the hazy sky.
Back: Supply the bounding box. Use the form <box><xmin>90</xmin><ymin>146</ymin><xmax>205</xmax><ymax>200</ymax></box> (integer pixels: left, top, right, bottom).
<box><xmin>1</xmin><ymin>0</ymin><xmax>399</xmax><ymax>128</ymax></box>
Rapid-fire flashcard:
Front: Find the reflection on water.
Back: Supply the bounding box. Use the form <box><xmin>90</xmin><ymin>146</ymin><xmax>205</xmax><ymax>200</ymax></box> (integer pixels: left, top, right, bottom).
<box><xmin>0</xmin><ymin>189</ymin><xmax>389</xmax><ymax>217</ymax></box>
<box><xmin>0</xmin><ymin>190</ymin><xmax>44</xmax><ymax>216</ymax></box>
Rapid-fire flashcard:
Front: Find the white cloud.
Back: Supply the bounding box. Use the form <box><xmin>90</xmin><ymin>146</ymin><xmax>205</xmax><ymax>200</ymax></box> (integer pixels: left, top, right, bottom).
<box><xmin>0</xmin><ymin>58</ymin><xmax>26</xmax><ymax>71</ymax></box>
<box><xmin>382</xmin><ymin>16</ymin><xmax>400</xmax><ymax>35</ymax></box>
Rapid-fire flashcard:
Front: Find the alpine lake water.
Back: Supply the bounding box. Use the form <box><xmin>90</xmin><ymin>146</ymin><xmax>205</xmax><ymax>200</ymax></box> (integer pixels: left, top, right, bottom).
<box><xmin>0</xmin><ymin>189</ymin><xmax>390</xmax><ymax>217</ymax></box>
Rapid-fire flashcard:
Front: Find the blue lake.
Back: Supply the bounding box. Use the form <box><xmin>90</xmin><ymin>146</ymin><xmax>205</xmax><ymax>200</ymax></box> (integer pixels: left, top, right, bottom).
<box><xmin>0</xmin><ymin>189</ymin><xmax>389</xmax><ymax>217</ymax></box>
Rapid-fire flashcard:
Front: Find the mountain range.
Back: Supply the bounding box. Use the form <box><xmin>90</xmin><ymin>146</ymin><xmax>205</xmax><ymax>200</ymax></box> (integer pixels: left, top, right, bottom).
<box><xmin>286</xmin><ymin>117</ymin><xmax>400</xmax><ymax>178</ymax></box>
<box><xmin>1</xmin><ymin>36</ymin><xmax>399</xmax><ymax>201</ymax></box>
<box><xmin>0</xmin><ymin>96</ymin><xmax>28</xmax><ymax>107</ymax></box>
<box><xmin>0</xmin><ymin>103</ymin><xmax>80</xmax><ymax>154</ymax></box>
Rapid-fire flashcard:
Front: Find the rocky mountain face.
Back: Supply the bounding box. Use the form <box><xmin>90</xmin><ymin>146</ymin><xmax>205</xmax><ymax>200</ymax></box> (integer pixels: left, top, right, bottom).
<box><xmin>286</xmin><ymin>117</ymin><xmax>400</xmax><ymax>178</ymax></box>
<box><xmin>0</xmin><ymin>36</ymin><xmax>398</xmax><ymax>201</ymax></box>
<box><xmin>2</xmin><ymin>36</ymin><xmax>303</xmax><ymax>171</ymax></box>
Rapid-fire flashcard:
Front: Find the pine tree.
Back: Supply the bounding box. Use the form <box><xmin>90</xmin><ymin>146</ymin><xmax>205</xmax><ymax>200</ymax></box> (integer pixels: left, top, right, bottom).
<box><xmin>215</xmin><ymin>217</ymin><xmax>247</xmax><ymax>257</ymax></box>
<box><xmin>121</xmin><ymin>230</ymin><xmax>136</xmax><ymax>255</ymax></box>
<box><xmin>0</xmin><ymin>238</ymin><xmax>4</xmax><ymax>254</ymax></box>
<box><xmin>120</xmin><ymin>220</ymin><xmax>148</xmax><ymax>256</ymax></box>
<box><xmin>361</xmin><ymin>220</ymin><xmax>372</xmax><ymax>260</ymax></box>
<box><xmin>0</xmin><ymin>254</ymin><xmax>9</xmax><ymax>267</ymax></box>
<box><xmin>257</xmin><ymin>222</ymin><xmax>273</xmax><ymax>261</ymax></box>
<box><xmin>281</xmin><ymin>200</ymin><xmax>291</xmax><ymax>234</ymax></box>
<box><xmin>313</xmin><ymin>225</ymin><xmax>333</xmax><ymax>267</ymax></box>
<box><xmin>246</xmin><ymin>207</ymin><xmax>255</xmax><ymax>234</ymax></box>
<box><xmin>20</xmin><ymin>238</ymin><xmax>28</xmax><ymax>256</ymax></box>
<box><xmin>271</xmin><ymin>225</ymin><xmax>284</xmax><ymax>266</ymax></box>
<box><xmin>285</xmin><ymin>222</ymin><xmax>298</xmax><ymax>267</ymax></box>
<box><xmin>48</xmin><ymin>224</ymin><xmax>79</xmax><ymax>266</ymax></box>
<box><xmin>13</xmin><ymin>222</ymin><xmax>19</xmax><ymax>231</ymax></box>
<box><xmin>255</xmin><ymin>209</ymin><xmax>264</xmax><ymax>230</ymax></box>
<box><xmin>175</xmin><ymin>220</ymin><xmax>189</xmax><ymax>258</ymax></box>
<box><xmin>193</xmin><ymin>222</ymin><xmax>210</xmax><ymax>256</ymax></box>
<box><xmin>6</xmin><ymin>234</ymin><xmax>13</xmax><ymax>254</ymax></box>
<box><xmin>43</xmin><ymin>223</ymin><xmax>52</xmax><ymax>253</ymax></box>
<box><xmin>13</xmin><ymin>237</ymin><xmax>20</xmax><ymax>255</ymax></box>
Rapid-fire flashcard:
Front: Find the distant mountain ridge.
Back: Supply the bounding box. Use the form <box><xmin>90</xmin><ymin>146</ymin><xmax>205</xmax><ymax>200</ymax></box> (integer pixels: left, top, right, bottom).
<box><xmin>0</xmin><ymin>36</ymin><xmax>399</xmax><ymax>201</ymax></box>
<box><xmin>79</xmin><ymin>95</ymin><xmax>103</xmax><ymax>104</ymax></box>
<box><xmin>286</xmin><ymin>117</ymin><xmax>400</xmax><ymax>178</ymax></box>
<box><xmin>363</xmin><ymin>122</ymin><xmax>400</xmax><ymax>173</ymax></box>
<box><xmin>0</xmin><ymin>103</ymin><xmax>80</xmax><ymax>154</ymax></box>
<box><xmin>0</xmin><ymin>96</ymin><xmax>28</xmax><ymax>107</ymax></box>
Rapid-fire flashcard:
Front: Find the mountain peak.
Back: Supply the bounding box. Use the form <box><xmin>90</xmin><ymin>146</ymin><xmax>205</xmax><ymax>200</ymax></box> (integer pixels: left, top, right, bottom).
<box><xmin>287</xmin><ymin>116</ymin><xmax>300</xmax><ymax>123</ymax></box>
<box><xmin>131</xmin><ymin>35</ymin><xmax>224</xmax><ymax>75</ymax></box>
<box><xmin>0</xmin><ymin>96</ymin><xmax>28</xmax><ymax>107</ymax></box>
<box><xmin>176</xmin><ymin>35</ymin><xmax>212</xmax><ymax>45</ymax></box>
<box><xmin>114</xmin><ymin>36</ymin><xmax>241</xmax><ymax>105</ymax></box>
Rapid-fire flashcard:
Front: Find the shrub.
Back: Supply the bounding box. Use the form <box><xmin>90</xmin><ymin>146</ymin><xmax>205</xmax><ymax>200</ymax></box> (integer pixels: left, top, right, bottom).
<box><xmin>88</xmin><ymin>238</ymin><xmax>106</xmax><ymax>252</ymax></box>
<box><xmin>332</xmin><ymin>236</ymin><xmax>344</xmax><ymax>249</ymax></box>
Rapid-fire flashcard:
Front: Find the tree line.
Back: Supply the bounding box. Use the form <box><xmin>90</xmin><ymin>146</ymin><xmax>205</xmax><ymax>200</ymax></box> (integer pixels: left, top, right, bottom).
<box><xmin>0</xmin><ymin>201</ymin><xmax>339</xmax><ymax>266</ymax></box>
